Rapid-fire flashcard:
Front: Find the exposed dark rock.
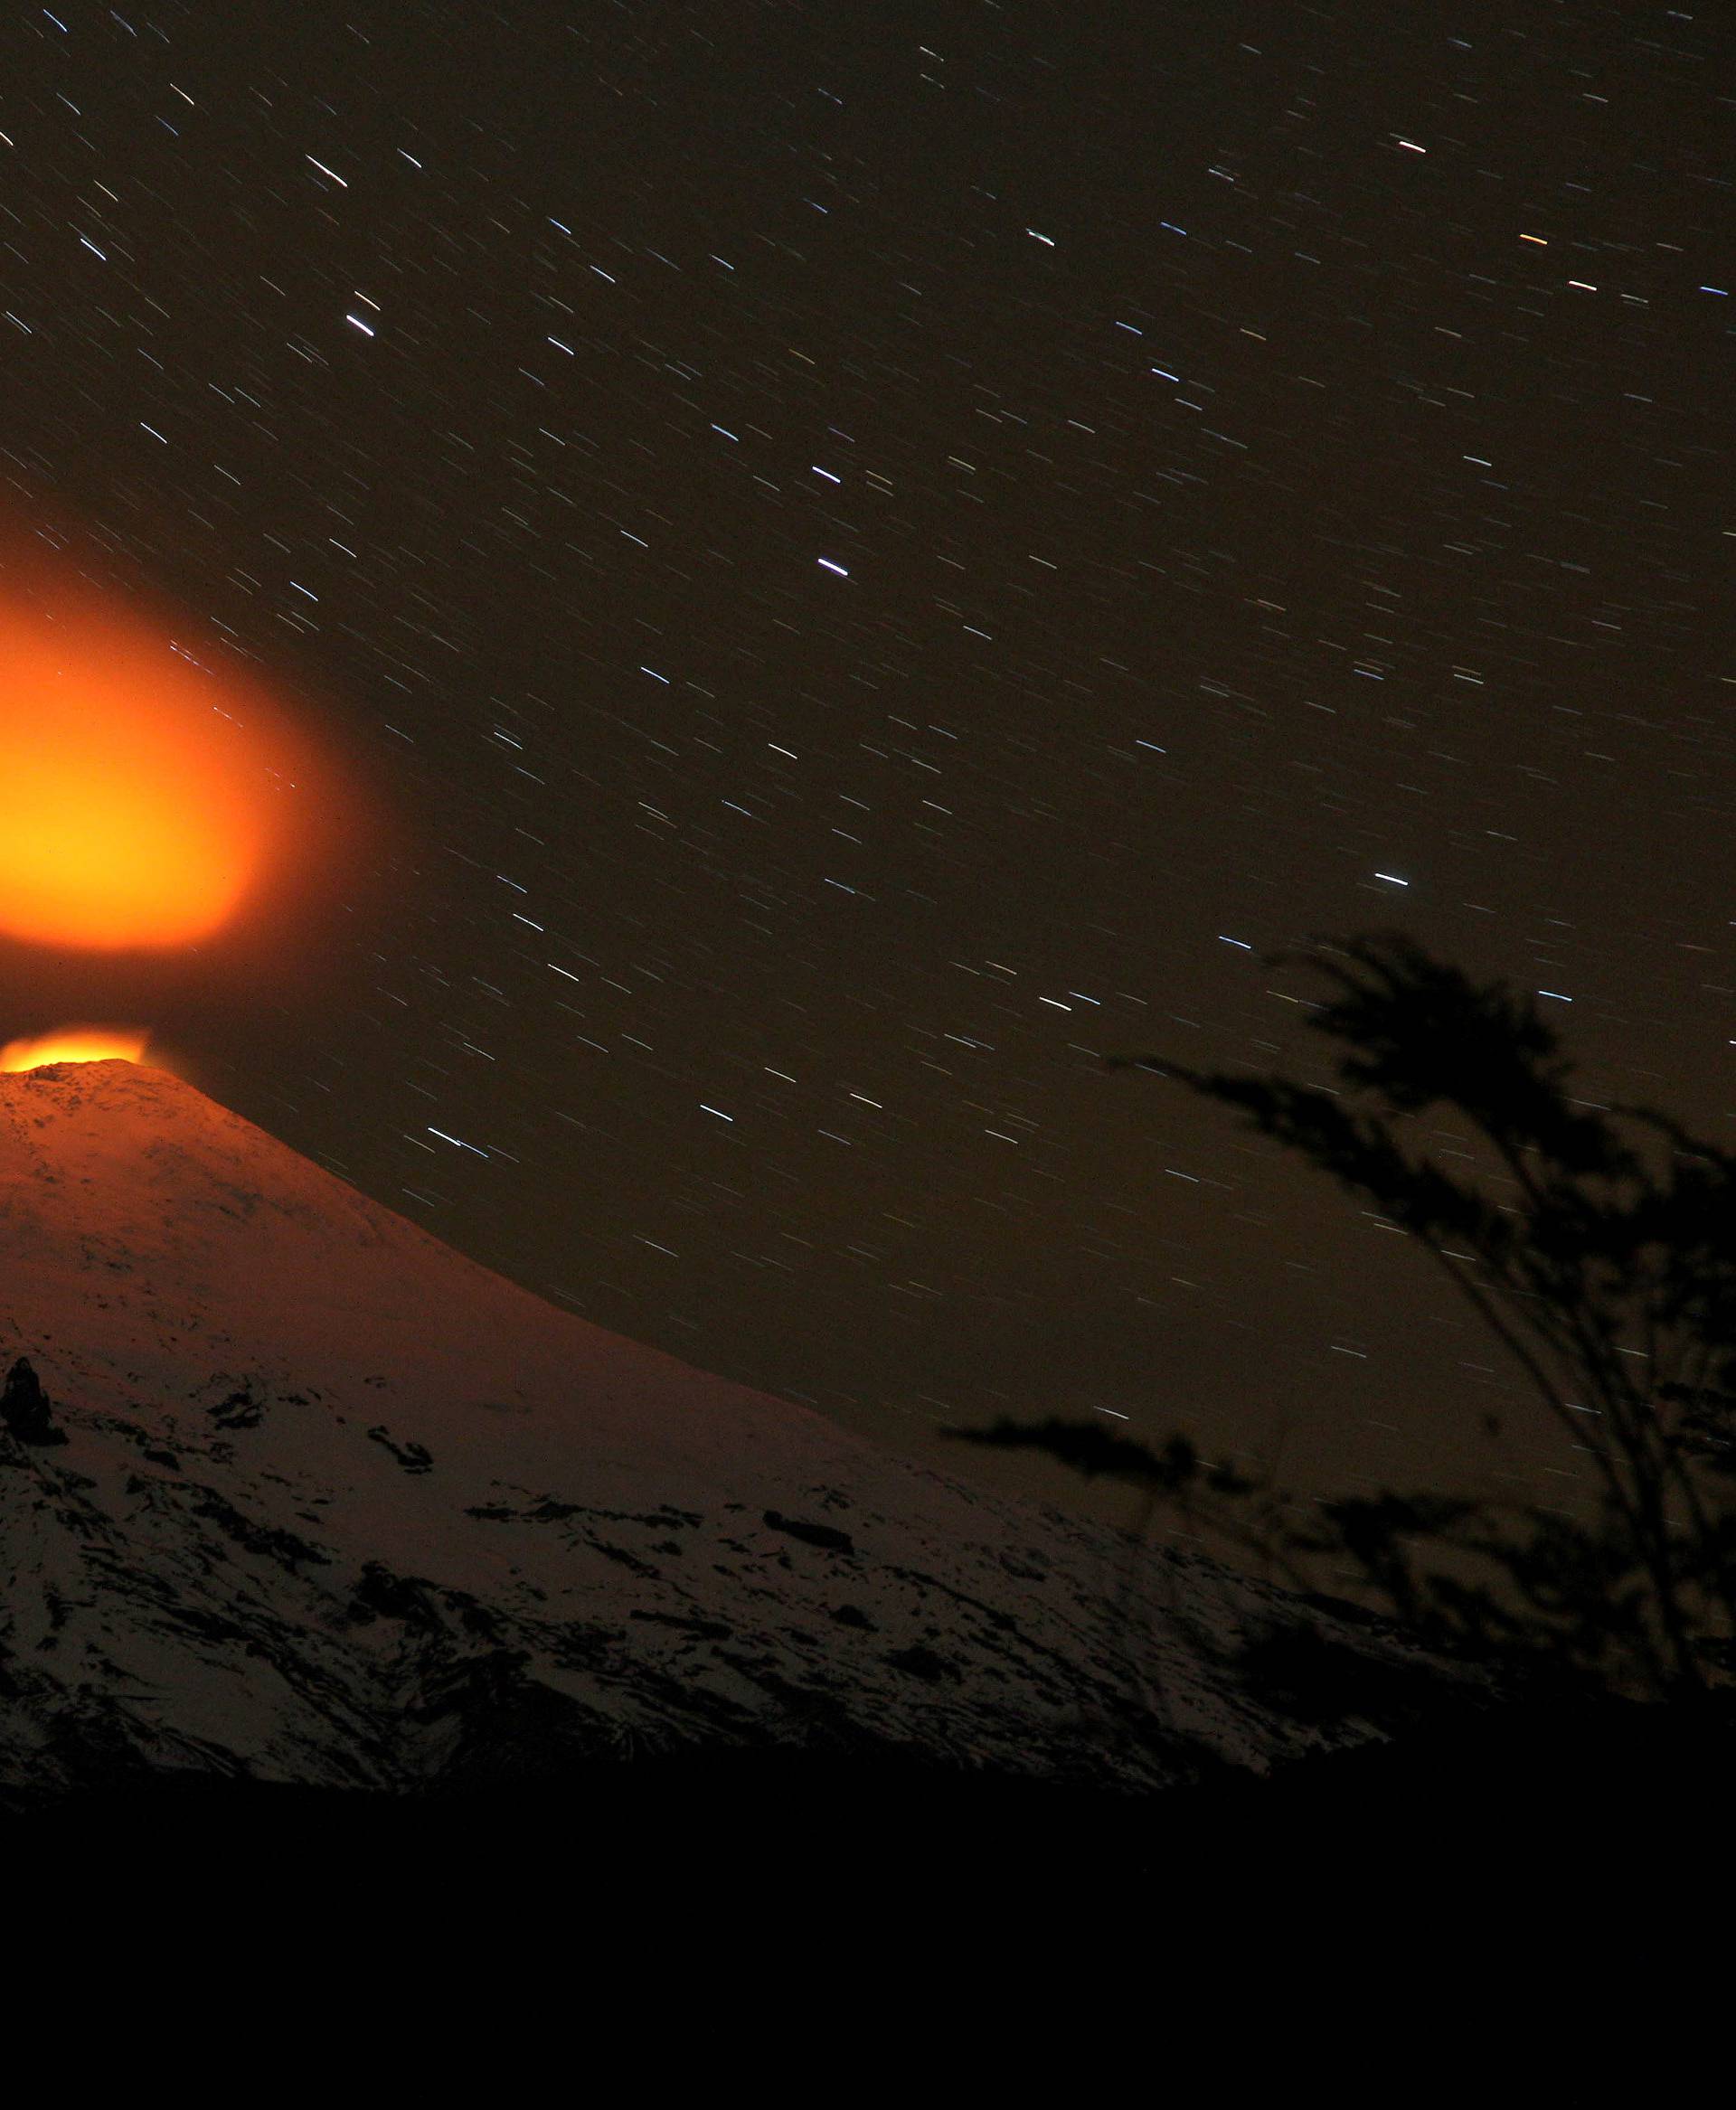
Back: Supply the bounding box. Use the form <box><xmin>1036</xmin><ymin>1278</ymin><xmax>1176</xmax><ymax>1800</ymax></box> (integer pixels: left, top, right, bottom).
<box><xmin>209</xmin><ymin>1389</ymin><xmax>262</xmax><ymax>1430</ymax></box>
<box><xmin>629</xmin><ymin>1608</ymin><xmax>733</xmax><ymax>1642</ymax></box>
<box><xmin>2</xmin><ymin>1359</ymin><xmax>68</xmax><ymax>1447</ymax></box>
<box><xmin>189</xmin><ymin>1487</ymin><xmax>330</xmax><ymax>1571</ymax></box>
<box><xmin>348</xmin><ymin>1562</ymin><xmax>448</xmax><ymax>1634</ymax></box>
<box><xmin>764</xmin><ymin>1509</ymin><xmax>854</xmax><ymax>1556</ymax></box>
<box><xmin>886</xmin><ymin>1643</ymin><xmax>958</xmax><ymax>1683</ymax></box>
<box><xmin>366</xmin><ymin>1425</ymin><xmax>434</xmax><ymax>1474</ymax></box>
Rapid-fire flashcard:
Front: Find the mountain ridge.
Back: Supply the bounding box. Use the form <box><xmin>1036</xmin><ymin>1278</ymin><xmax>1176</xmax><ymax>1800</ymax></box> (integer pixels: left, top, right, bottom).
<box><xmin>1</xmin><ymin>1060</ymin><xmax>1505</xmax><ymax>1803</ymax></box>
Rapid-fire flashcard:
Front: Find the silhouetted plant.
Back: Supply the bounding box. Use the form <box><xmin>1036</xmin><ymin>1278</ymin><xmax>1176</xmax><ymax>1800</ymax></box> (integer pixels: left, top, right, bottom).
<box><xmin>952</xmin><ymin>934</ymin><xmax>1736</xmax><ymax>1701</ymax></box>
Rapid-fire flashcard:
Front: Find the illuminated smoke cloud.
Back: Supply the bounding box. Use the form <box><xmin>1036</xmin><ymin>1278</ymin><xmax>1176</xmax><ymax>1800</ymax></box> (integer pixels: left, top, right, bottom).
<box><xmin>0</xmin><ymin>593</ymin><xmax>304</xmax><ymax>950</ymax></box>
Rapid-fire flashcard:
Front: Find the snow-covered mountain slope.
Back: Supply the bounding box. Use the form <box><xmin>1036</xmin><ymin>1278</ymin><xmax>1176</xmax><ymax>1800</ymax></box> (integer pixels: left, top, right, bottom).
<box><xmin>0</xmin><ymin>1060</ymin><xmax>1498</xmax><ymax>1799</ymax></box>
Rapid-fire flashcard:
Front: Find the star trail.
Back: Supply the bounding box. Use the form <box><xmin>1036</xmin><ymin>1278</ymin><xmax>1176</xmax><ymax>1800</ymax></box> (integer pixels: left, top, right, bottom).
<box><xmin>1</xmin><ymin>0</ymin><xmax>1729</xmax><ymax>1535</ymax></box>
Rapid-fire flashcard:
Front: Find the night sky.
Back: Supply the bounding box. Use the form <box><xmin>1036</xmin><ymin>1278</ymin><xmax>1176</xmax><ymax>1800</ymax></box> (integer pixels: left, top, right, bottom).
<box><xmin>2</xmin><ymin>1</ymin><xmax>1730</xmax><ymax>1541</ymax></box>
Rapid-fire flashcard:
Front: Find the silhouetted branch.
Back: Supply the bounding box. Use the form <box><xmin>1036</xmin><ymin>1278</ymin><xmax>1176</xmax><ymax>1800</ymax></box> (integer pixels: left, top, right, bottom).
<box><xmin>967</xmin><ymin>934</ymin><xmax>1736</xmax><ymax>1700</ymax></box>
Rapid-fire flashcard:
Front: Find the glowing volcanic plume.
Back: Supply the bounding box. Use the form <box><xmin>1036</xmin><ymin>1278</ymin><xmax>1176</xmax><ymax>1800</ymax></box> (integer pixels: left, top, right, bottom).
<box><xmin>0</xmin><ymin>1025</ymin><xmax>151</xmax><ymax>1072</ymax></box>
<box><xmin>0</xmin><ymin>593</ymin><xmax>305</xmax><ymax>949</ymax></box>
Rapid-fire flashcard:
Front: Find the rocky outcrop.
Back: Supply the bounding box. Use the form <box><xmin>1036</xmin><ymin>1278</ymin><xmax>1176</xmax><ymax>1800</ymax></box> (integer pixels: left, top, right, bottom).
<box><xmin>1</xmin><ymin>1360</ymin><xmax>67</xmax><ymax>1448</ymax></box>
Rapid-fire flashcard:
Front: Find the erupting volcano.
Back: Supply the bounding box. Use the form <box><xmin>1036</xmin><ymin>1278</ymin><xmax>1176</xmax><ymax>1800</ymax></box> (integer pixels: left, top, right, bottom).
<box><xmin>0</xmin><ymin>1026</ymin><xmax>151</xmax><ymax>1072</ymax></box>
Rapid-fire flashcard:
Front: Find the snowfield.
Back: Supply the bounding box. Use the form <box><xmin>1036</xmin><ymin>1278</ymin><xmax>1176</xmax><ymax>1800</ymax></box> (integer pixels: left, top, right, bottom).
<box><xmin>0</xmin><ymin>1060</ymin><xmax>1501</xmax><ymax>1802</ymax></box>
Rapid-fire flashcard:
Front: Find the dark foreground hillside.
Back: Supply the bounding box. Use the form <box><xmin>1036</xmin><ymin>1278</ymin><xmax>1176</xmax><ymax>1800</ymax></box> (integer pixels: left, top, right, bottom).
<box><xmin>10</xmin><ymin>1689</ymin><xmax>1727</xmax><ymax>1918</ymax></box>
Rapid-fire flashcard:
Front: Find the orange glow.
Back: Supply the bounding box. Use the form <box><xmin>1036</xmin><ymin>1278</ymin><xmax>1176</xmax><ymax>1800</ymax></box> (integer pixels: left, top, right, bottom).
<box><xmin>0</xmin><ymin>594</ymin><xmax>306</xmax><ymax>949</ymax></box>
<box><xmin>0</xmin><ymin>1025</ymin><xmax>152</xmax><ymax>1071</ymax></box>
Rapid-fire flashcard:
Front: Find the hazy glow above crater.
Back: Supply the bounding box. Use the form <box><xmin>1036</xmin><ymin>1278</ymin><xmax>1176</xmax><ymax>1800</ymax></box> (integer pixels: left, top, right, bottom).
<box><xmin>0</xmin><ymin>596</ymin><xmax>302</xmax><ymax>950</ymax></box>
<box><xmin>0</xmin><ymin>1026</ymin><xmax>152</xmax><ymax>1071</ymax></box>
